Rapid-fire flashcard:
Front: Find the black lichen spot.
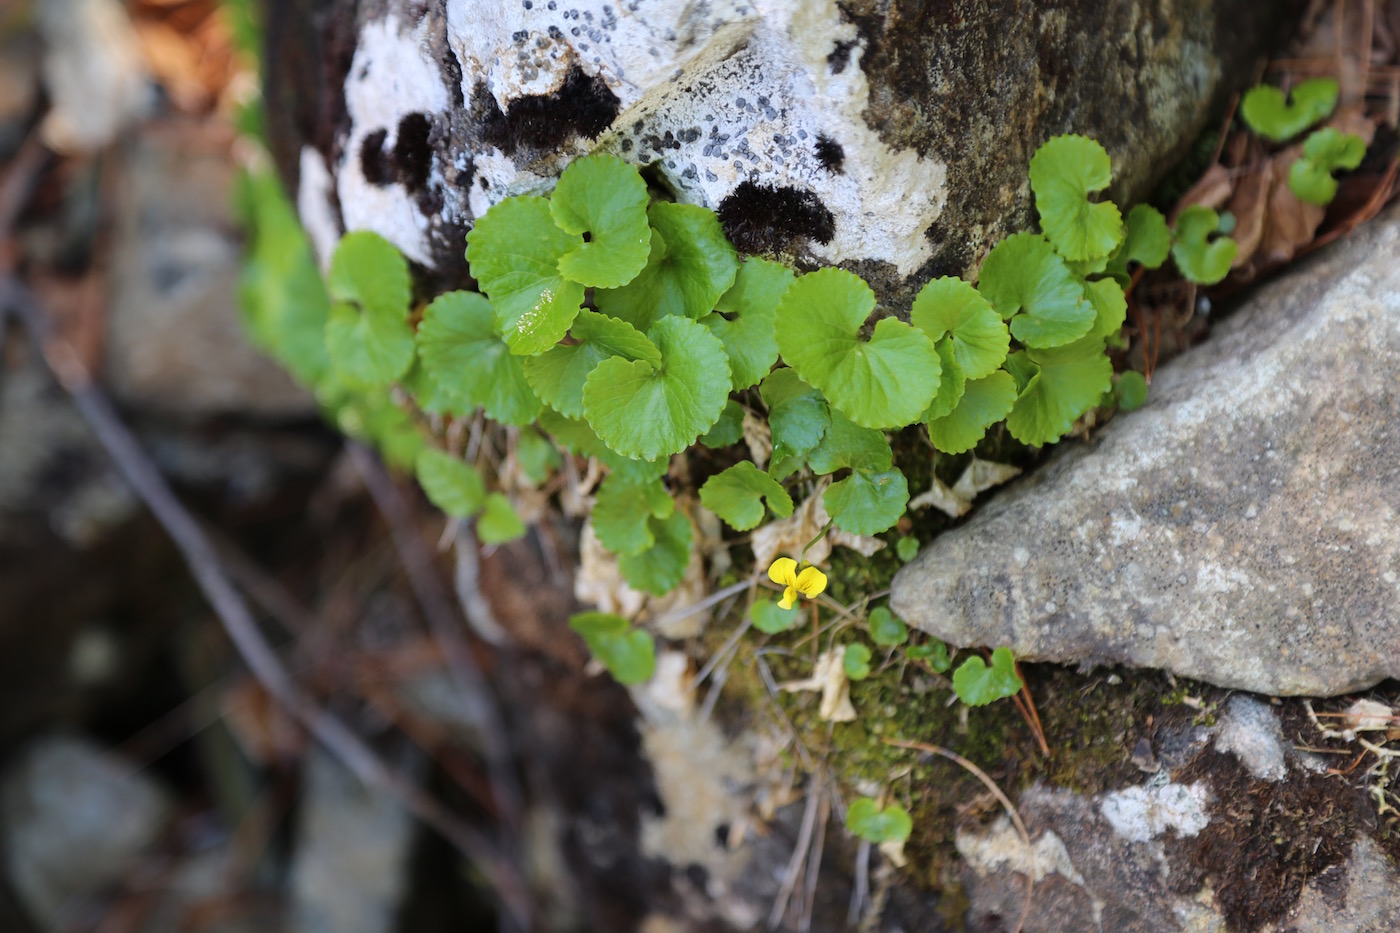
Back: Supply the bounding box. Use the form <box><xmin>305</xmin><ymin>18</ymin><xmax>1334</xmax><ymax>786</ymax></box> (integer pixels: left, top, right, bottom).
<box><xmin>827</xmin><ymin>38</ymin><xmax>858</xmax><ymax>74</ymax></box>
<box><xmin>392</xmin><ymin>112</ymin><xmax>433</xmax><ymax>191</ymax></box>
<box><xmin>717</xmin><ymin>182</ymin><xmax>835</xmax><ymax>254</ymax></box>
<box><xmin>476</xmin><ymin>66</ymin><xmax>619</xmax><ymax>155</ymax></box>
<box><xmin>814</xmin><ymin>134</ymin><xmax>845</xmax><ymax>173</ymax></box>
<box><xmin>359</xmin><ymin>128</ymin><xmax>391</xmax><ymax>186</ymax></box>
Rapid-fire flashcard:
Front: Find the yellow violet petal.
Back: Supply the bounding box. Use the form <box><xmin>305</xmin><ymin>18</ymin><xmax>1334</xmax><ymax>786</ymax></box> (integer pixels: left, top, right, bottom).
<box><xmin>794</xmin><ymin>566</ymin><xmax>828</xmax><ymax>598</ymax></box>
<box><xmin>768</xmin><ymin>557</ymin><xmax>799</xmax><ymax>588</ymax></box>
<box><xmin>778</xmin><ymin>587</ymin><xmax>797</xmax><ymax>610</ymax></box>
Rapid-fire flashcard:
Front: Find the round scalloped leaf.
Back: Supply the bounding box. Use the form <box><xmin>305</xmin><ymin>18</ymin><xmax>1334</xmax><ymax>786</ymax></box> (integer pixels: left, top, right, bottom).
<box><xmin>776</xmin><ymin>267</ymin><xmax>940</xmax><ymax>429</ymax></box>
<box><xmin>478</xmin><ymin>493</ymin><xmax>526</xmax><ymax>544</ymax></box>
<box><xmin>846</xmin><ymin>798</ymin><xmax>912</xmax><ymax>845</ymax></box>
<box><xmin>977</xmin><ymin>233</ymin><xmax>1095</xmax><ymax>349</ymax></box>
<box><xmin>952</xmin><ymin>647</ymin><xmax>1024</xmax><ymax>707</ymax></box>
<box><xmin>1105</xmin><ymin>203</ymin><xmax>1171</xmax><ymax>279</ymax></box>
<box><xmin>1240</xmin><ymin>77</ymin><xmax>1338</xmax><ymax>142</ymax></box>
<box><xmin>699</xmin><ymin>461</ymin><xmax>795</xmax><ymax>532</ymax></box>
<box><xmin>465</xmin><ymin>195</ymin><xmax>585</xmax><ymax>355</ymax></box>
<box><xmin>415</xmin><ymin>448</ymin><xmax>485</xmax><ymax>519</ymax></box>
<box><xmin>1115</xmin><ymin>370</ymin><xmax>1149</xmax><ymax>411</ymax></box>
<box><xmin>922</xmin><ymin>340</ymin><xmax>966</xmax><ymax>422</ymax></box>
<box><xmin>1289</xmin><ymin>128</ymin><xmax>1367</xmax><ymax>205</ymax></box>
<box><xmin>1084</xmin><ymin>278</ymin><xmax>1127</xmax><ymax>340</ymax></box>
<box><xmin>523</xmin><ymin>310</ymin><xmax>660</xmax><ymax>419</ymax></box>
<box><xmin>324</xmin><ymin>231</ymin><xmax>415</xmax><ymax>386</ymax></box>
<box><xmin>703</xmin><ymin>257</ymin><xmax>794</xmax><ymax>389</ymax></box>
<box><xmin>594</xmin><ymin>203</ymin><xmax>739</xmax><ymax>331</ymax></box>
<box><xmin>868</xmin><ymin>606</ymin><xmax>908</xmax><ymax>647</ymax></box>
<box><xmin>906</xmin><ymin>640</ymin><xmax>952</xmax><ymax>673</ymax></box>
<box><xmin>416</xmin><ymin>291</ymin><xmax>542</xmax><ymax>425</ymax></box>
<box><xmin>698</xmin><ymin>400</ymin><xmax>745</xmax><ymax>448</ymax></box>
<box><xmin>1028</xmin><ymin>134</ymin><xmax>1125</xmax><ymax>261</ymax></box>
<box><xmin>807</xmin><ymin>410</ymin><xmax>892</xmax><ymax>476</ymax></box>
<box><xmin>593</xmin><ymin>472</ymin><xmax>675</xmax><ymax>557</ymax></box>
<box><xmin>583</xmin><ymin>315</ymin><xmax>731</xmax><ymax>461</ymax></box>
<box><xmin>617</xmin><ymin>509</ymin><xmax>693</xmax><ymax>596</ymax></box>
<box><xmin>514</xmin><ymin>428</ymin><xmax>561</xmax><ymax>486</ymax></box>
<box><xmin>550</xmin><ymin>154</ymin><xmax>651</xmax><ymax>287</ymax></box>
<box><xmin>896</xmin><ymin>536</ymin><xmax>919</xmax><ymax>563</ymax></box>
<box><xmin>1170</xmin><ymin>205</ymin><xmax>1238</xmax><ymax>286</ymax></box>
<box><xmin>760</xmin><ymin>369</ymin><xmax>831</xmax><ymax>480</ymax></box>
<box><xmin>926</xmin><ymin>370</ymin><xmax>1017</xmax><ymax>455</ymax></box>
<box><xmin>910</xmin><ymin>277</ymin><xmax>1010</xmax><ymax>380</ymax></box>
<box><xmin>843</xmin><ymin>644</ymin><xmax>872</xmax><ymax>680</ymax></box>
<box><xmin>750</xmin><ymin>598</ymin><xmax>801</xmax><ymax>635</ymax></box>
<box><xmin>569</xmin><ymin>612</ymin><xmax>656</xmax><ymax>685</ymax></box>
<box><xmin>1005</xmin><ymin>339</ymin><xmax>1113</xmax><ymax>447</ymax></box>
<box><xmin>823</xmin><ymin>468</ymin><xmax>908</xmax><ymax>536</ymax></box>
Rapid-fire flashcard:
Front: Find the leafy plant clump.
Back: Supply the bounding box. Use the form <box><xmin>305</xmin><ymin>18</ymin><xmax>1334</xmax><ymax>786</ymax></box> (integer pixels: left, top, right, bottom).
<box><xmin>240</xmin><ymin>136</ymin><xmax>1233</xmax><ymax>688</ymax></box>
<box><xmin>1239</xmin><ymin>76</ymin><xmax>1368</xmax><ymax>207</ymax></box>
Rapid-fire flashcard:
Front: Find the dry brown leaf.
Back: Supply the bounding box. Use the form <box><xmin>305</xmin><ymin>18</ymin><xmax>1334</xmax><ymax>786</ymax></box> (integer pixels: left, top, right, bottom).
<box><xmin>1258</xmin><ymin>147</ymin><xmax>1327</xmax><ymax>265</ymax></box>
<box><xmin>1172</xmin><ymin>163</ymin><xmax>1232</xmax><ymax>220</ymax></box>
<box><xmin>741</xmin><ymin>411</ymin><xmax>772</xmax><ymax>468</ymax></box>
<box><xmin>1227</xmin><ymin>160</ymin><xmax>1274</xmax><ymax>268</ymax></box>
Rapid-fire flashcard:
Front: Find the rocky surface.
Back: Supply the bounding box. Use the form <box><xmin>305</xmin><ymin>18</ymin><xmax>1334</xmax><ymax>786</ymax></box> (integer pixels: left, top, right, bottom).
<box><xmin>892</xmin><ymin>206</ymin><xmax>1400</xmax><ymax>696</ymax></box>
<box><xmin>266</xmin><ymin>0</ymin><xmax>1294</xmax><ymax>301</ymax></box>
<box><xmin>954</xmin><ymin>697</ymin><xmax>1399</xmax><ymax>933</ymax></box>
<box><xmin>1</xmin><ymin>736</ymin><xmax>173</xmax><ymax>927</ymax></box>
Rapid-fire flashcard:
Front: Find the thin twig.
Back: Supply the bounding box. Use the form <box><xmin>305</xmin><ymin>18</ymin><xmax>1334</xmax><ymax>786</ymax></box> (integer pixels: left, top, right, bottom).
<box><xmin>883</xmin><ymin>738</ymin><xmax>1034</xmax><ymax>933</ymax></box>
<box><xmin>651</xmin><ymin>576</ymin><xmax>754</xmax><ymax>633</ymax></box>
<box><xmin>798</xmin><ymin>788</ymin><xmax>831</xmax><ymax>933</ymax></box>
<box><xmin>0</xmin><ymin>278</ymin><xmax>532</xmax><ymax>929</ymax></box>
<box><xmin>848</xmin><ymin>838</ymin><xmax>871</xmax><ymax>927</ymax></box>
<box><xmin>768</xmin><ymin>777</ymin><xmax>823</xmax><ymax>930</ymax></box>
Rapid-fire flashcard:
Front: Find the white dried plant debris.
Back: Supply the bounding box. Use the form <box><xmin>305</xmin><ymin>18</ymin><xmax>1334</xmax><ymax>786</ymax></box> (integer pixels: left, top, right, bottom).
<box><xmin>694</xmin><ymin>503</ymin><xmax>732</xmax><ymax>580</ymax></box>
<box><xmin>879</xmin><ymin>837</ymin><xmax>909</xmax><ymax>869</ymax></box>
<box><xmin>574</xmin><ymin>516</ymin><xmax>710</xmax><ymax>638</ymax></box>
<box><xmin>38</xmin><ymin>0</ymin><xmax>152</xmax><ymax>153</ymax></box>
<box><xmin>750</xmin><ymin>730</ymin><xmax>802</xmax><ymax>825</ymax></box>
<box><xmin>751</xmin><ymin>482</ymin><xmax>884</xmax><ymax>569</ymax></box>
<box><xmin>910</xmin><ymin>458</ymin><xmax>1022</xmax><ymax>518</ymax></box>
<box><xmin>1342</xmin><ymin>699</ymin><xmax>1395</xmax><ymax>735</ymax></box>
<box><xmin>741</xmin><ymin>411</ymin><xmax>772</xmax><ymax>469</ymax></box>
<box><xmin>636</xmin><ymin>650</ymin><xmax>696</xmax><ymax>720</ymax></box>
<box><xmin>780</xmin><ymin>648</ymin><xmax>856</xmax><ymax>722</ymax></box>
<box><xmin>908</xmin><ymin>475</ymin><xmax>969</xmax><ymax>518</ymax></box>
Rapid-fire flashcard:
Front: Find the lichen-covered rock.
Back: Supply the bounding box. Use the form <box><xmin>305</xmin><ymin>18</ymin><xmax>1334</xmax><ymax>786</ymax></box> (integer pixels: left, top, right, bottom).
<box><xmin>265</xmin><ymin>0</ymin><xmax>1294</xmax><ymax>301</ymax></box>
<box><xmin>891</xmin><ymin>206</ymin><xmax>1400</xmax><ymax>697</ymax></box>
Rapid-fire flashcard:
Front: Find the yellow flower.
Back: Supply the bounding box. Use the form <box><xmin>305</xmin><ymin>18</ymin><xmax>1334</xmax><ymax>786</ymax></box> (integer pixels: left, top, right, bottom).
<box><xmin>768</xmin><ymin>557</ymin><xmax>828</xmax><ymax>610</ymax></box>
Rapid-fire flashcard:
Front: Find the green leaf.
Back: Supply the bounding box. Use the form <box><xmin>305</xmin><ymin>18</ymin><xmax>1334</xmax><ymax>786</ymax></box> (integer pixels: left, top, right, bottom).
<box><xmin>1105</xmin><ymin>203</ymin><xmax>1171</xmax><ymax>278</ymax></box>
<box><xmin>593</xmin><ymin>472</ymin><xmax>675</xmax><ymax>557</ymax></box>
<box><xmin>845</xmin><ymin>798</ymin><xmax>912</xmax><ymax>845</ymax></box>
<box><xmin>808</xmin><ymin>410</ymin><xmax>892</xmax><ymax>476</ymax></box>
<box><xmin>952</xmin><ymin>647</ymin><xmax>1024</xmax><ymax>707</ymax></box>
<box><xmin>549</xmin><ymin>153</ymin><xmax>651</xmax><ymax>287</ymax></box>
<box><xmin>324</xmin><ymin>231</ymin><xmax>414</xmax><ymax>386</ymax></box>
<box><xmin>538</xmin><ymin>409</ymin><xmax>667</xmax><ymax>479</ymax></box>
<box><xmin>906</xmin><ymin>641</ymin><xmax>951</xmax><ymax>673</ymax></box>
<box><xmin>824</xmin><ymin>468</ymin><xmax>908</xmax><ymax>536</ymax></box>
<box><xmin>594</xmin><ymin>203</ymin><xmax>739</xmax><ymax>331</ymax></box>
<box><xmin>617</xmin><ymin>509</ymin><xmax>693</xmax><ymax>596</ymax></box>
<box><xmin>921</xmin><ymin>340</ymin><xmax>965</xmax><ymax>422</ymax></box>
<box><xmin>895</xmin><ymin>536</ymin><xmax>919</xmax><ymax>563</ymax></box>
<box><xmin>868</xmin><ymin>606</ymin><xmax>908</xmax><ymax>646</ymax></box>
<box><xmin>1005</xmin><ymin>339</ymin><xmax>1113</xmax><ymax>447</ymax></box>
<box><xmin>332</xmin><ymin>392</ymin><xmax>423</xmax><ymax>469</ymax></box>
<box><xmin>776</xmin><ymin>267</ymin><xmax>940</xmax><ymax>429</ymax></box>
<box><xmin>523</xmin><ymin>310</ymin><xmax>660</xmax><ymax>419</ymax></box>
<box><xmin>703</xmin><ymin>257</ymin><xmax>793</xmax><ymax>390</ymax></box>
<box><xmin>514</xmin><ymin>428</ymin><xmax>562</xmax><ymax>486</ymax></box>
<box><xmin>843</xmin><ymin>643</ymin><xmax>872</xmax><ymax>680</ymax></box>
<box><xmin>926</xmin><ymin>370</ymin><xmax>1018</xmax><ymax>455</ymax></box>
<box><xmin>583</xmin><ymin>315</ymin><xmax>732</xmax><ymax>461</ymax></box>
<box><xmin>978</xmin><ymin>233</ymin><xmax>1095</xmax><ymax>349</ymax></box>
<box><xmin>698</xmin><ymin>400</ymin><xmax>745</xmax><ymax>448</ymax></box>
<box><xmin>760</xmin><ymin>369</ymin><xmax>831</xmax><ymax>480</ymax></box>
<box><xmin>1028</xmin><ymin>134</ymin><xmax>1124</xmax><ymax>261</ymax></box>
<box><xmin>1115</xmin><ymin>370</ymin><xmax>1149</xmax><ymax>411</ymax></box>
<box><xmin>569</xmin><ymin>612</ymin><xmax>656</xmax><ymax>685</ymax></box>
<box><xmin>1288</xmin><ymin>128</ymin><xmax>1367</xmax><ymax>205</ymax></box>
<box><xmin>478</xmin><ymin>493</ymin><xmax>526</xmax><ymax>544</ymax></box>
<box><xmin>1084</xmin><ymin>278</ymin><xmax>1127</xmax><ymax>340</ymax></box>
<box><xmin>1170</xmin><ymin>206</ymin><xmax>1238</xmax><ymax>286</ymax></box>
<box><xmin>465</xmin><ymin>195</ymin><xmax>585</xmax><ymax>355</ymax></box>
<box><xmin>1240</xmin><ymin>77</ymin><xmax>1338</xmax><ymax>142</ymax></box>
<box><xmin>416</xmin><ymin>291</ymin><xmax>542</xmax><ymax>425</ymax></box>
<box><xmin>910</xmin><ymin>277</ymin><xmax>1010</xmax><ymax>380</ymax></box>
<box><xmin>699</xmin><ymin>461</ymin><xmax>795</xmax><ymax>532</ymax></box>
<box><xmin>415</xmin><ymin>448</ymin><xmax>485</xmax><ymax>519</ymax></box>
<box><xmin>750</xmin><ymin>598</ymin><xmax>802</xmax><ymax>634</ymax></box>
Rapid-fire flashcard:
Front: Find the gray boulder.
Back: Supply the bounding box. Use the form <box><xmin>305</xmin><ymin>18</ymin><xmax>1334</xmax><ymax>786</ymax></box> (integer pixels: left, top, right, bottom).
<box><xmin>267</xmin><ymin>0</ymin><xmax>1294</xmax><ymax>301</ymax></box>
<box><xmin>892</xmin><ymin>206</ymin><xmax>1400</xmax><ymax>696</ymax></box>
